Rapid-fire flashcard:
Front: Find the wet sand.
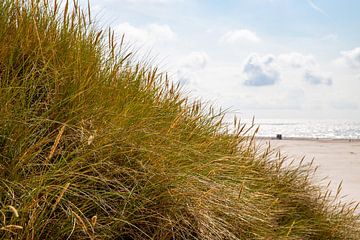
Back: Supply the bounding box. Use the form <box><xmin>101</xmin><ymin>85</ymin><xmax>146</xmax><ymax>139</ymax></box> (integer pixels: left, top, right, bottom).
<box><xmin>258</xmin><ymin>138</ymin><xmax>360</xmax><ymax>204</ymax></box>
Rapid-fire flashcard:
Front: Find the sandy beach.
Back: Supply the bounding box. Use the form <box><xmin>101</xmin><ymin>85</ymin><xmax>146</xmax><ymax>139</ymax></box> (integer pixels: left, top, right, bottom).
<box><xmin>258</xmin><ymin>138</ymin><xmax>360</xmax><ymax>205</ymax></box>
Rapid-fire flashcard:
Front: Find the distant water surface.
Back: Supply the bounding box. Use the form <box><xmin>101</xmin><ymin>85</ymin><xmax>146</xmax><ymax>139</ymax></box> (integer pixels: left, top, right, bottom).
<box><xmin>239</xmin><ymin>119</ymin><xmax>360</xmax><ymax>139</ymax></box>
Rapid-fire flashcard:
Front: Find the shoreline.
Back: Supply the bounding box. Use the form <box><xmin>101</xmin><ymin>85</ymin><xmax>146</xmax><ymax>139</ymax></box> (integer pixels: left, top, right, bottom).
<box><xmin>256</xmin><ymin>136</ymin><xmax>360</xmax><ymax>142</ymax></box>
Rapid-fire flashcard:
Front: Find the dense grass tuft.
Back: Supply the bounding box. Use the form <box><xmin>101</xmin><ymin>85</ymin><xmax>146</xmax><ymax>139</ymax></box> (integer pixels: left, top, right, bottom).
<box><xmin>0</xmin><ymin>0</ymin><xmax>359</xmax><ymax>239</ymax></box>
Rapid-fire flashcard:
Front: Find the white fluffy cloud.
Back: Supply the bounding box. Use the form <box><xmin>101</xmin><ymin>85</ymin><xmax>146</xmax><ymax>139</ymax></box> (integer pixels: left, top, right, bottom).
<box><xmin>340</xmin><ymin>47</ymin><xmax>360</xmax><ymax>68</ymax></box>
<box><xmin>304</xmin><ymin>70</ymin><xmax>332</xmax><ymax>85</ymax></box>
<box><xmin>220</xmin><ymin>29</ymin><xmax>261</xmax><ymax>43</ymax></box>
<box><xmin>278</xmin><ymin>52</ymin><xmax>332</xmax><ymax>86</ymax></box>
<box><xmin>115</xmin><ymin>22</ymin><xmax>175</xmax><ymax>44</ymax></box>
<box><xmin>243</xmin><ymin>54</ymin><xmax>280</xmax><ymax>86</ymax></box>
<box><xmin>278</xmin><ymin>52</ymin><xmax>317</xmax><ymax>69</ymax></box>
<box><xmin>180</xmin><ymin>52</ymin><xmax>209</xmax><ymax>70</ymax></box>
<box><xmin>242</xmin><ymin>52</ymin><xmax>333</xmax><ymax>86</ymax></box>
<box><xmin>176</xmin><ymin>52</ymin><xmax>210</xmax><ymax>85</ymax></box>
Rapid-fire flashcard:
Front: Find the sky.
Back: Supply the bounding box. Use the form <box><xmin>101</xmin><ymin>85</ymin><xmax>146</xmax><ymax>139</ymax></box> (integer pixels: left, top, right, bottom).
<box><xmin>79</xmin><ymin>0</ymin><xmax>360</xmax><ymax>120</ymax></box>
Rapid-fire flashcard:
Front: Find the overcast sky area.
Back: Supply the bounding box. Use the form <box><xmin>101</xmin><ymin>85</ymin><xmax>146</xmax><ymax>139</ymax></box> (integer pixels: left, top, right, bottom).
<box><xmin>79</xmin><ymin>0</ymin><xmax>360</xmax><ymax>120</ymax></box>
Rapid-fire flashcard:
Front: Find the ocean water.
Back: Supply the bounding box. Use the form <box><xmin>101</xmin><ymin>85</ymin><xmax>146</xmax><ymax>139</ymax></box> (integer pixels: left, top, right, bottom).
<box><xmin>240</xmin><ymin>119</ymin><xmax>360</xmax><ymax>139</ymax></box>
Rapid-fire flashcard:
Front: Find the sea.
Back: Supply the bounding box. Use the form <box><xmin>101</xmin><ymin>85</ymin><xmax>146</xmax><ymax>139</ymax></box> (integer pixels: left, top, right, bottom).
<box><xmin>239</xmin><ymin>119</ymin><xmax>360</xmax><ymax>140</ymax></box>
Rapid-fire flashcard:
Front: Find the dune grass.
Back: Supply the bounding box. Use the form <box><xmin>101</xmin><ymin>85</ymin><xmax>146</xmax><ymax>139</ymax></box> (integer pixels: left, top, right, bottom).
<box><xmin>0</xmin><ymin>0</ymin><xmax>359</xmax><ymax>239</ymax></box>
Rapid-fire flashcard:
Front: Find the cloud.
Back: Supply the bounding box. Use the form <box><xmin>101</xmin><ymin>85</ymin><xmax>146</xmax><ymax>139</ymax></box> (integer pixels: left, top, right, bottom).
<box><xmin>304</xmin><ymin>70</ymin><xmax>332</xmax><ymax>85</ymax></box>
<box><xmin>242</xmin><ymin>52</ymin><xmax>333</xmax><ymax>87</ymax></box>
<box><xmin>176</xmin><ymin>69</ymin><xmax>191</xmax><ymax>85</ymax></box>
<box><xmin>278</xmin><ymin>52</ymin><xmax>333</xmax><ymax>86</ymax></box>
<box><xmin>115</xmin><ymin>22</ymin><xmax>175</xmax><ymax>44</ymax></box>
<box><xmin>180</xmin><ymin>52</ymin><xmax>209</xmax><ymax>70</ymax></box>
<box><xmin>243</xmin><ymin>54</ymin><xmax>280</xmax><ymax>86</ymax></box>
<box><xmin>278</xmin><ymin>52</ymin><xmax>317</xmax><ymax>69</ymax></box>
<box><xmin>307</xmin><ymin>0</ymin><xmax>327</xmax><ymax>16</ymax></box>
<box><xmin>220</xmin><ymin>29</ymin><xmax>261</xmax><ymax>43</ymax></box>
<box><xmin>340</xmin><ymin>47</ymin><xmax>360</xmax><ymax>68</ymax></box>
<box><xmin>175</xmin><ymin>52</ymin><xmax>209</xmax><ymax>85</ymax></box>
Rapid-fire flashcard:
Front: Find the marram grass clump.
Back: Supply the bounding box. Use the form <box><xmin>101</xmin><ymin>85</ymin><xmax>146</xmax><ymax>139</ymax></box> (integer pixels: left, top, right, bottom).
<box><xmin>0</xmin><ymin>0</ymin><xmax>359</xmax><ymax>239</ymax></box>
